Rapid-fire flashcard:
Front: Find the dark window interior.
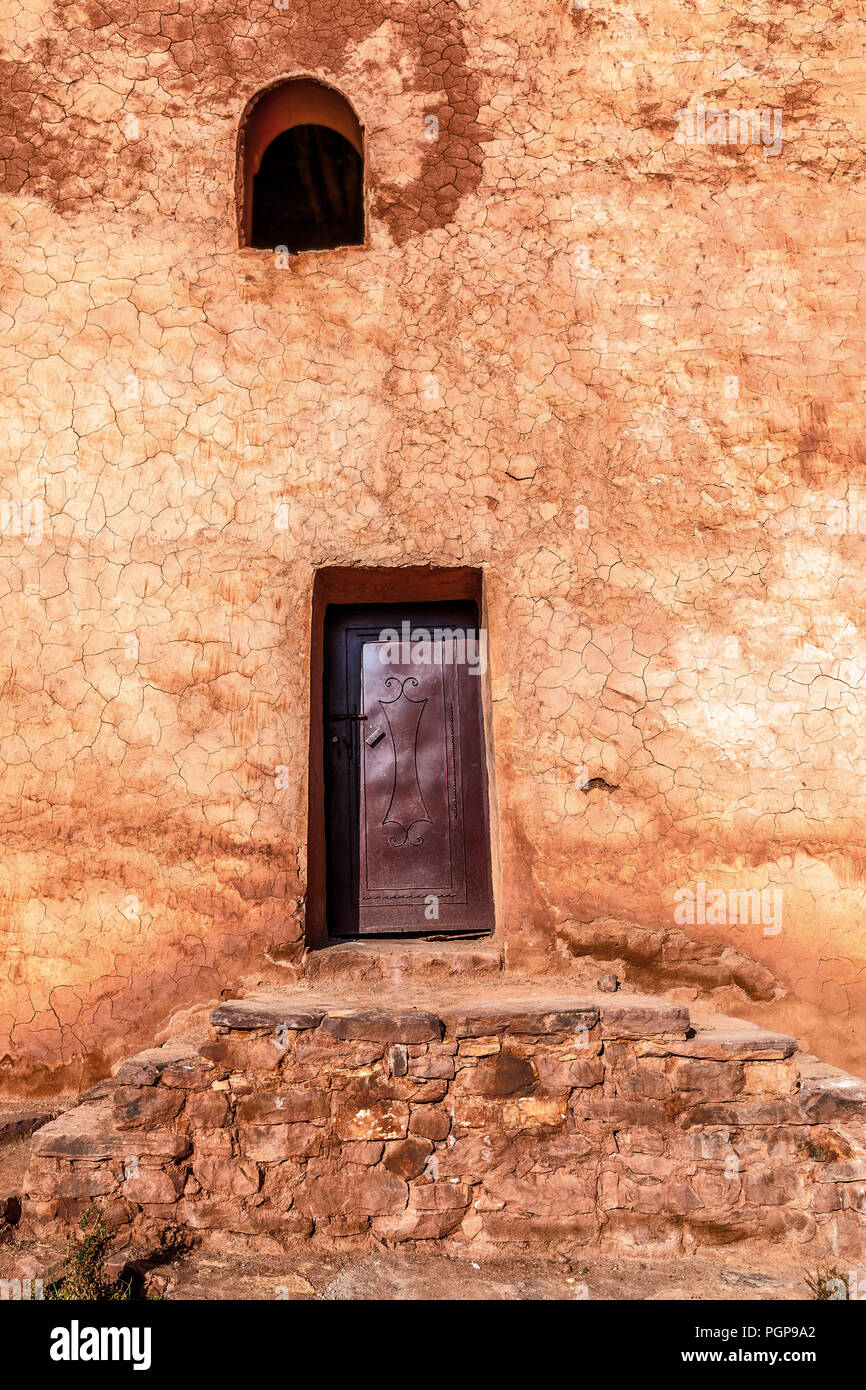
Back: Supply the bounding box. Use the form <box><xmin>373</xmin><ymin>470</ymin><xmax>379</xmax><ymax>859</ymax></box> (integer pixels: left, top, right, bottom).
<box><xmin>250</xmin><ymin>124</ymin><xmax>364</xmax><ymax>253</ymax></box>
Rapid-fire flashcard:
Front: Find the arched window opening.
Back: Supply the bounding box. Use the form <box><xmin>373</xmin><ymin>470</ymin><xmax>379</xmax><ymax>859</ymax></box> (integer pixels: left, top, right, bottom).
<box><xmin>253</xmin><ymin>125</ymin><xmax>363</xmax><ymax>253</ymax></box>
<box><xmin>240</xmin><ymin>79</ymin><xmax>364</xmax><ymax>254</ymax></box>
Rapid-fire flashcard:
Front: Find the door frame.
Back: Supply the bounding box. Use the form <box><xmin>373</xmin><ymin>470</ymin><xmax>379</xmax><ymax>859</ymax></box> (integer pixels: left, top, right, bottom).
<box><xmin>305</xmin><ymin>567</ymin><xmax>502</xmax><ymax>950</ymax></box>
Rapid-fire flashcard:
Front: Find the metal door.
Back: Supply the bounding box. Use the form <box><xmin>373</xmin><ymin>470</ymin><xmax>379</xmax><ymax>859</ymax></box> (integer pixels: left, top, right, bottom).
<box><xmin>323</xmin><ymin>603</ymin><xmax>494</xmax><ymax>935</ymax></box>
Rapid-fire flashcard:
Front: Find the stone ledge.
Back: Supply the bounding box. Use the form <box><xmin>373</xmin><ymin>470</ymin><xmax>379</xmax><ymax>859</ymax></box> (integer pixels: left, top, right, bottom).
<box><xmin>320</xmin><ymin>1009</ymin><xmax>443</xmax><ymax>1043</ymax></box>
<box><xmin>211</xmin><ymin>996</ymin><xmax>331</xmax><ymax>1032</ymax></box>
<box><xmin>642</xmin><ymin>1023</ymin><xmax>797</xmax><ymax>1062</ymax></box>
<box><xmin>113</xmin><ymin>1041</ymin><xmax>203</xmax><ymax>1087</ymax></box>
<box><xmin>441</xmin><ymin>1000</ymin><xmax>600</xmax><ymax>1037</ymax></box>
<box><xmin>208</xmin><ymin>989</ymin><xmax>691</xmax><ymax>1043</ymax></box>
<box><xmin>32</xmin><ymin>1102</ymin><xmax>191</xmax><ymax>1160</ymax></box>
<box><xmin>797</xmin><ymin>1058</ymin><xmax>866</xmax><ymax>1121</ymax></box>
<box><xmin>597</xmin><ymin>997</ymin><xmax>690</xmax><ymax>1039</ymax></box>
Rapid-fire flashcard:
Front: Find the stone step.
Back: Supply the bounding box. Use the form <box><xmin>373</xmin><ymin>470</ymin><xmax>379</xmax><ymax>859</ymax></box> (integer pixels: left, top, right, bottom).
<box><xmin>32</xmin><ymin>1101</ymin><xmax>191</xmax><ymax>1162</ymax></box>
<box><xmin>210</xmin><ymin>987</ymin><xmax>691</xmax><ymax>1041</ymax></box>
<box><xmin>796</xmin><ymin>1055</ymin><xmax>866</xmax><ymax>1121</ymax></box>
<box><xmin>640</xmin><ymin>1016</ymin><xmax>798</xmax><ymax>1062</ymax></box>
<box><xmin>302</xmin><ymin>939</ymin><xmax>503</xmax><ymax>989</ymax></box>
<box><xmin>20</xmin><ymin>986</ymin><xmax>866</xmax><ymax>1262</ymax></box>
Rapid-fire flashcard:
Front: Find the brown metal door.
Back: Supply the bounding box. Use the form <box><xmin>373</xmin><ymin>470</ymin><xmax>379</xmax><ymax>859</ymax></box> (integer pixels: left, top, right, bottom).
<box><xmin>324</xmin><ymin>603</ymin><xmax>494</xmax><ymax>936</ymax></box>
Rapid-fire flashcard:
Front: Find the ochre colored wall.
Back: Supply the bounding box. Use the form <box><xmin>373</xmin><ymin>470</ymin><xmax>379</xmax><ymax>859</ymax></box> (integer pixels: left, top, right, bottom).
<box><xmin>2</xmin><ymin>0</ymin><xmax>865</xmax><ymax>1090</ymax></box>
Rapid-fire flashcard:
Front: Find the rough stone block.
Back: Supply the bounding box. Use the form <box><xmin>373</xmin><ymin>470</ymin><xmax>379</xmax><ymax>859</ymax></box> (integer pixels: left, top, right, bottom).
<box><xmin>338</xmin><ymin>1075</ymin><xmax>448</xmax><ymax>1104</ymax></box>
<box><xmin>408</xmin><ymin>1180</ymin><xmax>473</xmax><ymax>1212</ymax></box>
<box><xmin>534</xmin><ymin>1055</ymin><xmax>604</xmax><ymax>1090</ymax></box>
<box><xmin>434</xmin><ymin>1132</ymin><xmax>515</xmax><ymax>1181</ymax></box>
<box><xmin>614</xmin><ymin>1060</ymin><xmax>674</xmax><ymax>1100</ymax></box>
<box><xmin>383</xmin><ymin>1138</ymin><xmax>432</xmax><ymax>1180</ymax></box>
<box><xmin>600</xmin><ymin>1211</ymin><xmax>683</xmax><ymax>1254</ymax></box>
<box><xmin>481</xmin><ymin>1213</ymin><xmax>598</xmax><ymax>1244</ymax></box>
<box><xmin>57</xmin><ymin>1166</ymin><xmax>119</xmax><ymax>1200</ymax></box>
<box><xmin>647</xmin><ymin>1026</ymin><xmax>797</xmax><ymax>1062</ymax></box>
<box><xmin>237</xmin><ymin>1089</ymin><xmax>330</xmax><ymax>1124</ymax></box>
<box><xmin>690</xmin><ymin>1169</ymin><xmax>742</xmax><ymax>1209</ymax></box>
<box><xmin>742</xmin><ymin>1166</ymin><xmax>803</xmax><ymax>1206</ymax></box>
<box><xmin>113</xmin><ymin>1087</ymin><xmax>184</xmax><ymax>1130</ymax></box>
<box><xmin>186</xmin><ymin>1090</ymin><xmax>231</xmax><ymax>1128</ymax></box>
<box><xmin>112</xmin><ymin>1044</ymin><xmax>201</xmax><ymax>1088</ymax></box>
<box><xmin>372</xmin><ymin>1209</ymin><xmax>465</xmax><ymax>1241</ymax></box>
<box><xmin>319</xmin><ymin>1008</ymin><xmax>443</xmax><ymax>1044</ymax></box>
<box><xmin>33</xmin><ymin>1105</ymin><xmax>190</xmax><ymax>1161</ymax></box>
<box><xmin>799</xmin><ymin>1077</ymin><xmax>866</xmax><ymax>1123</ymax></box>
<box><xmin>160</xmin><ymin>1062</ymin><xmax>212</xmax><ymax>1090</ymax></box>
<box><xmin>443</xmin><ymin>1001</ymin><xmax>599</xmax><ymax>1039</ymax></box>
<box><xmin>408</xmin><ymin>1106</ymin><xmax>452</xmax><ymax>1141</ymax></box>
<box><xmin>240</xmin><ymin>1123</ymin><xmax>322</xmax><ymax>1161</ymax></box>
<box><xmin>599</xmin><ymin>999</ymin><xmax>690</xmax><ymax>1039</ymax></box>
<box><xmin>123</xmin><ymin>1168</ymin><xmax>186</xmax><ymax>1205</ymax></box>
<box><xmin>295</xmin><ymin>1170</ymin><xmax>408</xmax><ymax>1218</ymax></box>
<box><xmin>341</xmin><ymin>1141</ymin><xmax>384</xmax><ymax>1166</ymax></box>
<box><xmin>742</xmin><ymin>1060</ymin><xmax>798</xmax><ymax>1095</ymax></box>
<box><xmin>408</xmin><ymin>1055</ymin><xmax>455</xmax><ymax>1080</ymax></box>
<box><xmin>177</xmin><ymin>1200</ymin><xmax>268</xmax><ymax>1235</ymax></box>
<box><xmin>458</xmin><ymin>1054</ymin><xmax>537</xmax><ymax>1097</ymax></box>
<box><xmin>818</xmin><ymin>1161</ymin><xmax>866</xmax><ymax>1182</ymax></box>
<box><xmin>811</xmin><ymin>1184</ymin><xmax>843</xmax><ymax>1213</ymax></box>
<box><xmin>210</xmin><ymin>996</ymin><xmax>329</xmax><ymax>1032</ymax></box>
<box><xmin>193</xmin><ymin>1127</ymin><xmax>233</xmax><ymax>1157</ymax></box>
<box><xmin>193</xmin><ymin>1155</ymin><xmax>260</xmax><ymax>1198</ymax></box>
<box><xmin>457</xmin><ymin>1038</ymin><xmax>501</xmax><ymax>1057</ymax></box>
<box><xmin>0</xmin><ymin>1109</ymin><xmax>60</xmax><ymax>1144</ymax></box>
<box><xmin>313</xmin><ymin>1216</ymin><xmax>372</xmax><ymax>1239</ymax></box>
<box><xmin>485</xmin><ymin>1172</ymin><xmax>595</xmax><ymax>1216</ymax></box>
<box><xmin>335</xmin><ymin>1101</ymin><xmax>409</xmax><ymax>1141</ymax></box>
<box><xmin>670</xmin><ymin>1059</ymin><xmax>745</xmax><ymax>1099</ymax></box>
<box><xmin>502</xmin><ymin>1094</ymin><xmax>568</xmax><ymax>1131</ymax></box>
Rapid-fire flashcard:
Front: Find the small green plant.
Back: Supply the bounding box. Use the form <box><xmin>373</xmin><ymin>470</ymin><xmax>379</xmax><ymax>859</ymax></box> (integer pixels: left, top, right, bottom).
<box><xmin>804</xmin><ymin>1265</ymin><xmax>849</xmax><ymax>1300</ymax></box>
<box><xmin>46</xmin><ymin>1210</ymin><xmax>132</xmax><ymax>1301</ymax></box>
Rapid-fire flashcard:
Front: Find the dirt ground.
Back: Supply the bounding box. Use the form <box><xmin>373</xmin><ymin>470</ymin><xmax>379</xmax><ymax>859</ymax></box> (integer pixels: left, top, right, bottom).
<box><xmin>155</xmin><ymin>1249</ymin><xmax>812</xmax><ymax>1301</ymax></box>
<box><xmin>0</xmin><ymin>1236</ymin><xmax>817</xmax><ymax>1301</ymax></box>
<box><xmin>0</xmin><ymin>1139</ymin><xmax>32</xmax><ymax>1197</ymax></box>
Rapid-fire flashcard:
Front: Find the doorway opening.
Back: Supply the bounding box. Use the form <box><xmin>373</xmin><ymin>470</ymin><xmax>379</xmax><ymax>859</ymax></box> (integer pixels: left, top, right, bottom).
<box><xmin>306</xmin><ymin>569</ymin><xmax>498</xmax><ymax>945</ymax></box>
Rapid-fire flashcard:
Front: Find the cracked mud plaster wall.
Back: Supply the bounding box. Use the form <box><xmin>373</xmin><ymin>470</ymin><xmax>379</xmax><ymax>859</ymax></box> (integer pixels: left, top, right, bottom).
<box><xmin>1</xmin><ymin>0</ymin><xmax>865</xmax><ymax>1093</ymax></box>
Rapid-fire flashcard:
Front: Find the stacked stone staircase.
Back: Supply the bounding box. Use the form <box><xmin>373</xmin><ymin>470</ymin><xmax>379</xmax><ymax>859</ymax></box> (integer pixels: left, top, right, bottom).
<box><xmin>19</xmin><ymin>979</ymin><xmax>866</xmax><ymax>1262</ymax></box>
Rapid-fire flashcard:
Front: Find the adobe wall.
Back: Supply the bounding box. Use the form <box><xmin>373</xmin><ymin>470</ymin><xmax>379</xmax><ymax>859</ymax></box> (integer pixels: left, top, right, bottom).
<box><xmin>2</xmin><ymin>0</ymin><xmax>866</xmax><ymax>1090</ymax></box>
